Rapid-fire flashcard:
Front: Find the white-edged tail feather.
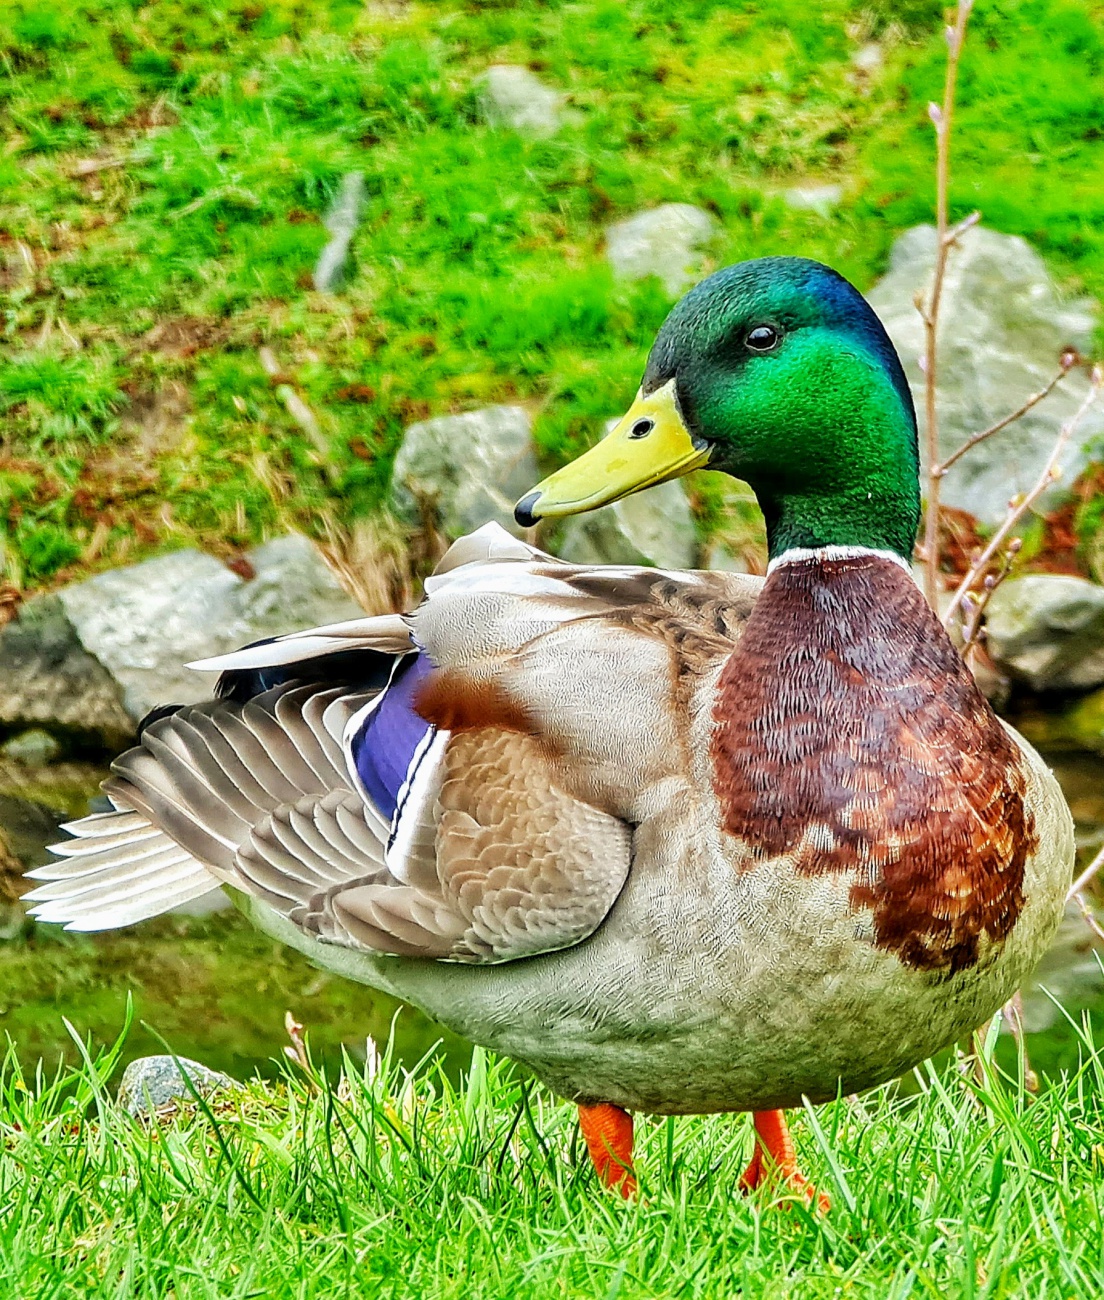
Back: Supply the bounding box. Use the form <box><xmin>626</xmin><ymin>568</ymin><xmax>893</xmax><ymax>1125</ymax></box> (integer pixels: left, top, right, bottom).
<box><xmin>23</xmin><ymin>805</ymin><xmax>222</xmax><ymax>932</ymax></box>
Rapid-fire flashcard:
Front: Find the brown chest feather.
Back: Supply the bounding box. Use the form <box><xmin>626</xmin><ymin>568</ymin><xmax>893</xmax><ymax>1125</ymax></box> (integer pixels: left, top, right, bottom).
<box><xmin>710</xmin><ymin>554</ymin><xmax>1036</xmax><ymax>975</ymax></box>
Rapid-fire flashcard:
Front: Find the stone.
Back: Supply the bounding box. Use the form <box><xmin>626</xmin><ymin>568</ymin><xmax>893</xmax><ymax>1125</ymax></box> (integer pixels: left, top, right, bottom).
<box><xmin>984</xmin><ymin>573</ymin><xmax>1104</xmax><ymax>692</ymax></box>
<box><xmin>313</xmin><ymin>172</ymin><xmax>365</xmax><ymax>292</ymax></box>
<box><xmin>0</xmin><ymin>595</ymin><xmax>133</xmax><ymax>750</ymax></box>
<box><xmin>0</xmin><ymin>729</ymin><xmax>61</xmax><ymax>766</ymax></box>
<box><xmin>479</xmin><ymin>64</ymin><xmax>564</xmax><ymax>138</ymax></box>
<box><xmin>866</xmin><ymin>225</ymin><xmax>1103</xmax><ymax>525</ymax></box>
<box><xmin>391</xmin><ymin>404</ymin><xmax>538</xmax><ymax>540</ymax></box>
<box><xmin>556</xmin><ymin>479</ymin><xmax>697</xmax><ymax>570</ymax></box>
<box><xmin>851</xmin><ymin>42</ymin><xmax>884</xmax><ymax>75</ymax></box>
<box><xmin>0</xmin><ymin>789</ymin><xmax>66</xmax><ymax>873</ymax></box>
<box><xmin>0</xmin><ymin>759</ymin><xmax>108</xmax><ymax>870</ymax></box>
<box><xmin>783</xmin><ymin>184</ymin><xmax>843</xmax><ymax>217</ymax></box>
<box><xmin>606</xmin><ymin>203</ymin><xmax>717</xmax><ymax>297</ymax></box>
<box><xmin>702</xmin><ymin>539</ymin><xmax>753</xmax><ymax>573</ymax></box>
<box><xmin>57</xmin><ymin>535</ymin><xmax>364</xmax><ymax>724</ymax></box>
<box><xmin>117</xmin><ymin>1055</ymin><xmax>237</xmax><ymax>1118</ymax></box>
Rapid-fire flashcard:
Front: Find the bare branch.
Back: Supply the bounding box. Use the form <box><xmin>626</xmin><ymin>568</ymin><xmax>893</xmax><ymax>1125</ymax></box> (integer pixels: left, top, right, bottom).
<box><xmin>259</xmin><ymin>345</ymin><xmax>333</xmax><ymax>471</ymax></box>
<box><xmin>958</xmin><ymin>538</ymin><xmax>1021</xmax><ymax>651</ymax></box>
<box><xmin>1071</xmin><ymin>891</ymin><xmax>1104</xmax><ymax>945</ymax></box>
<box><xmin>941</xmin><ymin>208</ymin><xmax>981</xmax><ymax>249</ymax></box>
<box><xmin>942</xmin><ymin>378</ymin><xmax>1101</xmax><ymax>628</ymax></box>
<box><xmin>920</xmin><ymin>0</ymin><xmax>975</xmax><ymax>612</ymax></box>
<box><xmin>1068</xmin><ymin>843</ymin><xmax>1104</xmax><ymax>903</ymax></box>
<box><xmin>936</xmin><ymin>355</ymin><xmax>1077</xmax><ymax>476</ymax></box>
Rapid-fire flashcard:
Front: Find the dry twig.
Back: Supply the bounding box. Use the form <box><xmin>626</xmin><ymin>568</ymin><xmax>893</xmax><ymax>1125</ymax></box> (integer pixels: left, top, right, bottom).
<box><xmin>284</xmin><ymin>1010</ymin><xmax>309</xmax><ymax>1071</ymax></box>
<box><xmin>936</xmin><ymin>353</ymin><xmax>1079</xmax><ymax>476</ymax></box>
<box><xmin>258</xmin><ymin>345</ymin><xmax>334</xmax><ymax>474</ymax></box>
<box><xmin>918</xmin><ymin>0</ymin><xmax>977</xmax><ymax>611</ymax></box>
<box><xmin>956</xmin><ymin>538</ymin><xmax>1021</xmax><ymax>652</ymax></box>
<box><xmin>942</xmin><ymin>377</ymin><xmax>1102</xmax><ymax>628</ymax></box>
<box><xmin>1068</xmin><ymin>844</ymin><xmax>1104</xmax><ymax>903</ymax></box>
<box><xmin>1071</xmin><ymin>891</ymin><xmax>1104</xmax><ymax>943</ymax></box>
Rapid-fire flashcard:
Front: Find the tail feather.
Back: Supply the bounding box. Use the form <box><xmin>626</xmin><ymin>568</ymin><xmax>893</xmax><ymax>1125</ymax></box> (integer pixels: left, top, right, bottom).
<box><xmin>25</xmin><ymin>808</ymin><xmax>221</xmax><ymax>932</ymax></box>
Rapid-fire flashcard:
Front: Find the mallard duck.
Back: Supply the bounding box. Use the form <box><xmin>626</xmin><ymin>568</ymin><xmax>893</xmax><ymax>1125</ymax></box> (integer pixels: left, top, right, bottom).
<box><xmin>26</xmin><ymin>257</ymin><xmax>1073</xmax><ymax>1207</ymax></box>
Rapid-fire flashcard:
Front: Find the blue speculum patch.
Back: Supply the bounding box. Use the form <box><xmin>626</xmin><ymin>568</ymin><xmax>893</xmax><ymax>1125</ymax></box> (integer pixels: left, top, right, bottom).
<box><xmin>351</xmin><ymin>652</ymin><xmax>436</xmax><ymax>820</ymax></box>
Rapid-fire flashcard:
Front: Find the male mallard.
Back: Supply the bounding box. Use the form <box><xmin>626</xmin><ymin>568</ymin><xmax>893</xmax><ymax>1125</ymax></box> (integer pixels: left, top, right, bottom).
<box><xmin>27</xmin><ymin>258</ymin><xmax>1073</xmax><ymax>1207</ymax></box>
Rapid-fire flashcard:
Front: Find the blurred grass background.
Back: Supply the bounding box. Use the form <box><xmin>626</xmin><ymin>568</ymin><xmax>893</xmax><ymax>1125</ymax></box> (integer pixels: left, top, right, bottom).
<box><xmin>2</xmin><ymin>0</ymin><xmax>1103</xmax><ymax>592</ymax></box>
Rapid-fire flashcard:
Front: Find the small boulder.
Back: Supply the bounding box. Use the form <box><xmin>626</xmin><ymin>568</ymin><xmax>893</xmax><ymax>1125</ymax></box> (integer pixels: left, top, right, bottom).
<box><xmin>0</xmin><ymin>729</ymin><xmax>61</xmax><ymax>766</ymax></box>
<box><xmin>783</xmin><ymin>184</ymin><xmax>843</xmax><ymax>217</ymax></box>
<box><xmin>984</xmin><ymin>573</ymin><xmax>1104</xmax><ymax>692</ymax></box>
<box><xmin>313</xmin><ymin>172</ymin><xmax>365</xmax><ymax>292</ymax></box>
<box><xmin>479</xmin><ymin>65</ymin><xmax>564</xmax><ymax>138</ymax></box>
<box><xmin>606</xmin><ymin>204</ymin><xmax>717</xmax><ymax>297</ymax></box>
<box><xmin>56</xmin><ymin>535</ymin><xmax>364</xmax><ymax>725</ymax></box>
<box><xmin>117</xmin><ymin>1055</ymin><xmax>237</xmax><ymax>1118</ymax></box>
<box><xmin>556</xmin><ymin>480</ymin><xmax>697</xmax><ymax>570</ymax></box>
<box><xmin>391</xmin><ymin>405</ymin><xmax>538</xmax><ymax>539</ymax></box>
<box><xmin>702</xmin><ymin>539</ymin><xmax>754</xmax><ymax>574</ymax></box>
<box><xmin>0</xmin><ymin>596</ymin><xmax>133</xmax><ymax>751</ymax></box>
<box><xmin>866</xmin><ymin>225</ymin><xmax>1103</xmax><ymax>526</ymax></box>
<box><xmin>0</xmin><ymin>760</ymin><xmax>109</xmax><ymax>871</ymax></box>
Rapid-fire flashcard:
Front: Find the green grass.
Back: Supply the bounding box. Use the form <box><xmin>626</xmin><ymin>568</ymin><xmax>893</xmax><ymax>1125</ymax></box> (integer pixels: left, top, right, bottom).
<box><xmin>2</xmin><ymin>1012</ymin><xmax>1104</xmax><ymax>1297</ymax></box>
<box><xmin>2</xmin><ymin>0</ymin><xmax>1104</xmax><ymax>589</ymax></box>
<box><xmin>4</xmin><ymin>8</ymin><xmax>1104</xmax><ymax>1287</ymax></box>
<box><xmin>0</xmin><ymin>909</ymin><xmax>472</xmax><ymax>1084</ymax></box>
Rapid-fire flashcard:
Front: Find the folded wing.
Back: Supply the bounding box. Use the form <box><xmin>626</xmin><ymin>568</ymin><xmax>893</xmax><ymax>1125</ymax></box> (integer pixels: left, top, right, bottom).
<box><xmin>26</xmin><ymin>523</ymin><xmax>758</xmax><ymax>963</ymax></box>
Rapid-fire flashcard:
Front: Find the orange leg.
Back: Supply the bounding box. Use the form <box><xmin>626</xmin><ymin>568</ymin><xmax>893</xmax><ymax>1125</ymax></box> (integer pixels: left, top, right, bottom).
<box><xmin>738</xmin><ymin>1109</ymin><xmax>830</xmax><ymax>1214</ymax></box>
<box><xmin>578</xmin><ymin>1102</ymin><xmax>637</xmax><ymax>1198</ymax></box>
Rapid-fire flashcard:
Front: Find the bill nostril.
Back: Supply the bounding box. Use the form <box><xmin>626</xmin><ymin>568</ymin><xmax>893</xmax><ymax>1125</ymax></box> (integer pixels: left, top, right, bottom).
<box><xmin>629</xmin><ymin>418</ymin><xmax>655</xmax><ymax>439</ymax></box>
<box><xmin>514</xmin><ymin>491</ymin><xmax>541</xmax><ymax>528</ymax></box>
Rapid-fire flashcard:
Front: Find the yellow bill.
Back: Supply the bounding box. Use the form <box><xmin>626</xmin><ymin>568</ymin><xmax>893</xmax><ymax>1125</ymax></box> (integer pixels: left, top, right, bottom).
<box><xmin>514</xmin><ymin>379</ymin><xmax>710</xmax><ymax>526</ymax></box>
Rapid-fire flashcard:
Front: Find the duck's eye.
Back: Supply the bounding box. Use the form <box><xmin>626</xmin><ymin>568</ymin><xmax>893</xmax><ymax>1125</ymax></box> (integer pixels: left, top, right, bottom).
<box><xmin>629</xmin><ymin>418</ymin><xmax>655</xmax><ymax>439</ymax></box>
<box><xmin>745</xmin><ymin>324</ymin><xmax>780</xmax><ymax>353</ymax></box>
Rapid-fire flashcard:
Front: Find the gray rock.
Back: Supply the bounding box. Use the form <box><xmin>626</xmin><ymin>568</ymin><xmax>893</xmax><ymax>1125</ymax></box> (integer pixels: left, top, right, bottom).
<box><xmin>783</xmin><ymin>184</ymin><xmax>843</xmax><ymax>217</ymax></box>
<box><xmin>556</xmin><ymin>480</ymin><xmax>697</xmax><ymax>570</ymax></box>
<box><xmin>0</xmin><ymin>729</ymin><xmax>61</xmax><ymax>765</ymax></box>
<box><xmin>314</xmin><ymin>172</ymin><xmax>365</xmax><ymax>292</ymax></box>
<box><xmin>391</xmin><ymin>405</ymin><xmax>538</xmax><ymax>539</ymax></box>
<box><xmin>117</xmin><ymin>1055</ymin><xmax>237</xmax><ymax>1118</ymax></box>
<box><xmin>0</xmin><ymin>789</ymin><xmax>65</xmax><ymax>872</ymax></box>
<box><xmin>0</xmin><ymin>596</ymin><xmax>133</xmax><ymax>749</ymax></box>
<box><xmin>479</xmin><ymin>64</ymin><xmax>564</xmax><ymax>138</ymax></box>
<box><xmin>606</xmin><ymin>204</ymin><xmax>717</xmax><ymax>297</ymax></box>
<box><xmin>0</xmin><ymin>758</ymin><xmax>108</xmax><ymax>870</ymax></box>
<box><xmin>851</xmin><ymin>42</ymin><xmax>884</xmax><ymax>75</ymax></box>
<box><xmin>985</xmin><ymin>573</ymin><xmax>1104</xmax><ymax>691</ymax></box>
<box><xmin>866</xmin><ymin>225</ymin><xmax>1103</xmax><ymax>525</ymax></box>
<box><xmin>58</xmin><ymin>535</ymin><xmax>364</xmax><ymax>724</ymax></box>
<box><xmin>702</xmin><ymin>539</ymin><xmax>753</xmax><ymax>573</ymax></box>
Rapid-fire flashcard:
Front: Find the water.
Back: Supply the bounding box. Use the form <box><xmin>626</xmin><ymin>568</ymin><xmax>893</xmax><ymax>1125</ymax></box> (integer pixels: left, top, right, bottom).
<box><xmin>0</xmin><ymin>758</ymin><xmax>470</xmax><ymax>1081</ymax></box>
<box><xmin>1</xmin><ymin>748</ymin><xmax>1101</xmax><ymax>1087</ymax></box>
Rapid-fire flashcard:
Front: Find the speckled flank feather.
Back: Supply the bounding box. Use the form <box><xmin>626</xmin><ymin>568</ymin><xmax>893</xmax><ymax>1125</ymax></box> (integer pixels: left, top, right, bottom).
<box><xmin>712</xmin><ymin>552</ymin><xmax>1036</xmax><ymax>974</ymax></box>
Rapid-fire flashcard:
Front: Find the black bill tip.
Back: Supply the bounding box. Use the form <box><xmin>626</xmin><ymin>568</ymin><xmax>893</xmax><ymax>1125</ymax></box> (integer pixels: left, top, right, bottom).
<box><xmin>514</xmin><ymin>491</ymin><xmax>541</xmax><ymax>529</ymax></box>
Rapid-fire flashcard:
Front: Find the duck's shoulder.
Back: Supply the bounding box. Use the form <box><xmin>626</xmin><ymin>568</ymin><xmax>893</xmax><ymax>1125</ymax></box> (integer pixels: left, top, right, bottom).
<box><xmin>415</xmin><ymin>523</ymin><xmax>763</xmax><ymax>682</ymax></box>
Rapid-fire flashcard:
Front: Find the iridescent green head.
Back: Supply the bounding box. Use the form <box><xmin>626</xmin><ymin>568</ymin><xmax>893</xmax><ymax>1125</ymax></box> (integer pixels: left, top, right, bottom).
<box><xmin>516</xmin><ymin>257</ymin><xmax>920</xmax><ymax>561</ymax></box>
